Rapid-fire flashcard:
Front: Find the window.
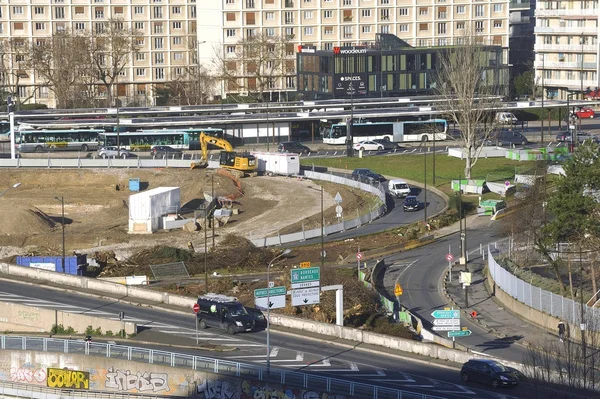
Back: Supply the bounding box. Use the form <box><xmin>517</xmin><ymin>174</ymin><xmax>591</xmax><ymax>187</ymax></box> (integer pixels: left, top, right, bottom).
<box><xmin>174</xmin><ymin>67</ymin><xmax>183</xmax><ymax>76</ymax></box>
<box><xmin>324</xmin><ymin>26</ymin><xmax>333</xmax><ymax>35</ymax></box>
<box><xmin>174</xmin><ymin>52</ymin><xmax>183</xmax><ymax>60</ymax></box>
<box><xmin>55</xmin><ymin>7</ymin><xmax>65</xmax><ymax>19</ymax></box>
<box><xmin>136</xmin><ymin>38</ymin><xmax>145</xmax><ymax>46</ymax></box>
<box><xmin>15</xmin><ymin>55</ymin><xmax>25</xmax><ymax>62</ymax></box>
<box><xmin>286</xmin><ymin>76</ymin><xmax>295</xmax><ymax>89</ymax></box>
<box><xmin>266</xmin><ymin>12</ymin><xmax>274</xmax><ymax>20</ymax></box>
<box><xmin>95</xmin><ymin>8</ymin><xmax>104</xmax><ymax>18</ymax></box>
<box><xmin>35</xmin><ymin>7</ymin><xmax>44</xmax><ymax>14</ymax></box>
<box><xmin>75</xmin><ymin>7</ymin><xmax>85</xmax><ymax>15</ymax></box>
<box><xmin>457</xmin><ymin>5</ymin><xmax>465</xmax><ymax>14</ymax></box>
<box><xmin>304</xmin><ymin>27</ymin><xmax>314</xmax><ymax>35</ymax></box>
<box><xmin>493</xmin><ymin>4</ymin><xmax>502</xmax><ymax>12</ymax></box>
<box><xmin>381</xmin><ymin>9</ymin><xmax>389</xmax><ymax>20</ymax></box>
<box><xmin>136</xmin><ymin>68</ymin><xmax>146</xmax><ymax>76</ymax></box>
<box><xmin>438</xmin><ymin>22</ymin><xmax>446</xmax><ymax>34</ymax></box>
<box><xmin>134</xmin><ymin>6</ymin><xmax>144</xmax><ymax>14</ymax></box>
<box><xmin>305</xmin><ymin>11</ymin><xmax>313</xmax><ymax>19</ymax></box>
<box><xmin>173</xmin><ymin>37</ymin><xmax>182</xmax><ymax>45</ymax></box>
<box><xmin>227</xmin><ymin>45</ymin><xmax>236</xmax><ymax>53</ymax></box>
<box><xmin>75</xmin><ymin>22</ymin><xmax>85</xmax><ymax>30</ymax></box>
<box><xmin>172</xmin><ymin>6</ymin><xmax>181</xmax><ymax>14</ymax></box>
<box><xmin>493</xmin><ymin>20</ymin><xmax>502</xmax><ymax>28</ymax></box>
<box><xmin>399</xmin><ymin>24</ymin><xmax>408</xmax><ymax>32</ymax></box>
<box><xmin>399</xmin><ymin>8</ymin><xmax>408</xmax><ymax>16</ymax></box>
<box><xmin>419</xmin><ymin>23</ymin><xmax>428</xmax><ymax>31</ymax></box>
<box><xmin>246</xmin><ymin>0</ymin><xmax>255</xmax><ymax>7</ymax></box>
<box><xmin>362</xmin><ymin>9</ymin><xmax>371</xmax><ymax>17</ymax></box>
<box><xmin>226</xmin><ymin>29</ymin><xmax>236</xmax><ymax>37</ymax></box>
<box><xmin>154</xmin><ymin>38</ymin><xmax>164</xmax><ymax>49</ymax></box>
<box><xmin>284</xmin><ymin>11</ymin><xmax>294</xmax><ymax>24</ymax></box>
<box><xmin>475</xmin><ymin>20</ymin><xmax>484</xmax><ymax>33</ymax></box>
<box><xmin>324</xmin><ymin>10</ymin><xmax>333</xmax><ymax>18</ymax></box>
<box><xmin>35</xmin><ymin>22</ymin><xmax>45</xmax><ymax>30</ymax></box>
<box><xmin>456</xmin><ymin>22</ymin><xmax>464</xmax><ymax>30</ymax></box>
<box><xmin>246</xmin><ymin>28</ymin><xmax>256</xmax><ymax>37</ymax></box>
<box><xmin>265</xmin><ymin>27</ymin><xmax>275</xmax><ymax>36</ymax></box>
<box><xmin>475</xmin><ymin>5</ymin><xmax>484</xmax><ymax>17</ymax></box>
<box><xmin>136</xmin><ymin>53</ymin><xmax>145</xmax><ymax>61</ymax></box>
<box><xmin>18</xmin><ymin>87</ymin><xmax>27</xmax><ymax>98</ymax></box>
<box><xmin>419</xmin><ymin>8</ymin><xmax>428</xmax><ymax>15</ymax></box>
<box><xmin>343</xmin><ymin>25</ymin><xmax>352</xmax><ymax>37</ymax></box>
<box><xmin>135</xmin><ymin>22</ymin><xmax>144</xmax><ymax>30</ymax></box>
<box><xmin>114</xmin><ymin>6</ymin><xmax>123</xmax><ymax>14</ymax></box>
<box><xmin>380</xmin><ymin>25</ymin><xmax>389</xmax><ymax>33</ymax></box>
<box><xmin>155</xmin><ymin>53</ymin><xmax>164</xmax><ymax>64</ymax></box>
<box><xmin>39</xmin><ymin>87</ymin><xmax>49</xmax><ymax>99</ymax></box>
<box><xmin>362</xmin><ymin>25</ymin><xmax>371</xmax><ymax>33</ymax></box>
<box><xmin>13</xmin><ymin>6</ymin><xmax>23</xmax><ymax>14</ymax></box>
<box><xmin>173</xmin><ymin>21</ymin><xmax>182</xmax><ymax>29</ymax></box>
<box><xmin>226</xmin><ymin>0</ymin><xmax>235</xmax><ymax>3</ymax></box>
<box><xmin>155</xmin><ymin>68</ymin><xmax>165</xmax><ymax>79</ymax></box>
<box><xmin>154</xmin><ymin>23</ymin><xmax>163</xmax><ymax>34</ymax></box>
<box><xmin>153</xmin><ymin>6</ymin><xmax>163</xmax><ymax>18</ymax></box>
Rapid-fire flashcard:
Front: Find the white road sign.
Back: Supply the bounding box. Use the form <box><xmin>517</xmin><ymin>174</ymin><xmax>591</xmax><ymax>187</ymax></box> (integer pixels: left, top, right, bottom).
<box><xmin>433</xmin><ymin>318</ymin><xmax>461</xmax><ymax>326</ymax></box>
<box><xmin>432</xmin><ymin>326</ymin><xmax>461</xmax><ymax>331</ymax></box>
<box><xmin>255</xmin><ymin>295</ymin><xmax>286</xmax><ymax>310</ymax></box>
<box><xmin>291</xmin><ymin>281</ymin><xmax>320</xmax><ymax>289</ymax></box>
<box><xmin>292</xmin><ymin>287</ymin><xmax>320</xmax><ymax>306</ymax></box>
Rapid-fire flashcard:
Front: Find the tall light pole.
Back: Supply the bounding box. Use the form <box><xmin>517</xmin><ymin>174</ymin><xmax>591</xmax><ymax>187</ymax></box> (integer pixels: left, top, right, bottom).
<box><xmin>198</xmin><ymin>40</ymin><xmax>207</xmax><ymax>105</ymax></box>
<box><xmin>266</xmin><ymin>248</ymin><xmax>291</xmax><ymax>374</ymax></box>
<box><xmin>320</xmin><ymin>186</ymin><xmax>324</xmax><ymax>267</ymax></box>
<box><xmin>541</xmin><ymin>53</ymin><xmax>545</xmax><ymax>145</ymax></box>
<box><xmin>0</xmin><ymin>182</ymin><xmax>21</xmax><ymax>198</ymax></box>
<box><xmin>580</xmin><ymin>34</ymin><xmax>584</xmax><ymax>100</ymax></box>
<box><xmin>54</xmin><ymin>196</ymin><xmax>65</xmax><ymax>273</ymax></box>
<box><xmin>7</xmin><ymin>96</ymin><xmax>16</xmax><ymax>160</ymax></box>
<box><xmin>423</xmin><ymin>150</ymin><xmax>427</xmax><ymax>222</ymax></box>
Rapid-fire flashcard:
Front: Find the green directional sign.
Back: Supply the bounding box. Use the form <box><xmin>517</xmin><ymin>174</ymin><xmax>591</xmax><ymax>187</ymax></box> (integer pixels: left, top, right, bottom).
<box><xmin>431</xmin><ymin>309</ymin><xmax>460</xmax><ymax>319</ymax></box>
<box><xmin>291</xmin><ymin>267</ymin><xmax>320</xmax><ymax>284</ymax></box>
<box><xmin>254</xmin><ymin>286</ymin><xmax>287</xmax><ymax>298</ymax></box>
<box><xmin>448</xmin><ymin>330</ymin><xmax>472</xmax><ymax>338</ymax></box>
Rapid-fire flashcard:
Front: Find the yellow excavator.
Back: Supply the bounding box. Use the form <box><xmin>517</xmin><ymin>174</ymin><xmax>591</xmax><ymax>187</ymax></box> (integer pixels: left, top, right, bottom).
<box><xmin>191</xmin><ymin>132</ymin><xmax>258</xmax><ymax>178</ymax></box>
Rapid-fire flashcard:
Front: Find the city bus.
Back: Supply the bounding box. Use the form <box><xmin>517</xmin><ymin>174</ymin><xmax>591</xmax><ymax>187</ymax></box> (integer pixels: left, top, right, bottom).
<box><xmin>0</xmin><ymin>121</ymin><xmax>10</xmax><ymax>141</ymax></box>
<box><xmin>98</xmin><ymin>128</ymin><xmax>224</xmax><ymax>151</ymax></box>
<box><xmin>324</xmin><ymin>119</ymin><xmax>448</xmax><ymax>144</ymax></box>
<box><xmin>16</xmin><ymin>129</ymin><xmax>104</xmax><ymax>152</ymax></box>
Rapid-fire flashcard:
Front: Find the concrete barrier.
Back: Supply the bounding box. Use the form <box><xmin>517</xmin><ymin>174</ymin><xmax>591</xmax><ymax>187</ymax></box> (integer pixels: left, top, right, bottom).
<box><xmin>0</xmin><ymin>301</ymin><xmax>136</xmax><ymax>335</ymax></box>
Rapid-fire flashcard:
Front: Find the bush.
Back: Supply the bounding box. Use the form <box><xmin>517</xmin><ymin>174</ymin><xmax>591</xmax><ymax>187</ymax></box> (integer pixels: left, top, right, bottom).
<box><xmin>51</xmin><ymin>324</ymin><xmax>76</xmax><ymax>334</ymax></box>
<box><xmin>85</xmin><ymin>326</ymin><xmax>102</xmax><ymax>335</ymax></box>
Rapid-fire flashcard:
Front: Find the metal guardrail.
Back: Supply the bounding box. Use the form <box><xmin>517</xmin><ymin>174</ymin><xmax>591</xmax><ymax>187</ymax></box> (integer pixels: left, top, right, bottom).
<box><xmin>0</xmin><ymin>336</ymin><xmax>444</xmax><ymax>399</ymax></box>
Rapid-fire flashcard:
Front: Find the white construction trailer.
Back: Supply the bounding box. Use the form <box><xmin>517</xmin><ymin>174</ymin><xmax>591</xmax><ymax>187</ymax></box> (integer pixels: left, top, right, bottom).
<box><xmin>250</xmin><ymin>152</ymin><xmax>300</xmax><ymax>176</ymax></box>
<box><xmin>128</xmin><ymin>187</ymin><xmax>180</xmax><ymax>234</ymax></box>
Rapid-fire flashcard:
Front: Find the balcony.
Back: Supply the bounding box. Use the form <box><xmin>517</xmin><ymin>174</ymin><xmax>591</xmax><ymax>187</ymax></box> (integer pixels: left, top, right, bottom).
<box><xmin>544</xmin><ymin>78</ymin><xmax>598</xmax><ymax>89</ymax></box>
<box><xmin>343</xmin><ymin>16</ymin><xmax>353</xmax><ymax>22</ymax></box>
<box><xmin>509</xmin><ymin>0</ymin><xmax>530</xmax><ymax>10</ymax></box>
<box><xmin>509</xmin><ymin>14</ymin><xmax>531</xmax><ymax>24</ymax></box>
<box><xmin>534</xmin><ymin>60</ymin><xmax>597</xmax><ymax>70</ymax></box>
<box><xmin>536</xmin><ymin>9</ymin><xmax>598</xmax><ymax>17</ymax></box>
<box><xmin>534</xmin><ymin>43</ymin><xmax>597</xmax><ymax>52</ymax></box>
<box><xmin>534</xmin><ymin>26</ymin><xmax>597</xmax><ymax>34</ymax></box>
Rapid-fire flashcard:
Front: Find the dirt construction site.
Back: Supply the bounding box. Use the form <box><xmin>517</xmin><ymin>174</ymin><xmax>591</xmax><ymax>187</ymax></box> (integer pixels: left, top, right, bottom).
<box><xmin>0</xmin><ymin>168</ymin><xmax>375</xmax><ymax>263</ymax></box>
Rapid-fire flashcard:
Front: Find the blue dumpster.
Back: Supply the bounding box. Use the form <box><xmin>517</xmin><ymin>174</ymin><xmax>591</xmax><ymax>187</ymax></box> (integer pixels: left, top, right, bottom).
<box><xmin>129</xmin><ymin>178</ymin><xmax>140</xmax><ymax>192</ymax></box>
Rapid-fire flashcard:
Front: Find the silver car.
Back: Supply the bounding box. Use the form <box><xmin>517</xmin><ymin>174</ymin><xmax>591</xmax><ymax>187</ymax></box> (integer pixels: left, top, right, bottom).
<box><xmin>97</xmin><ymin>146</ymin><xmax>132</xmax><ymax>159</ymax></box>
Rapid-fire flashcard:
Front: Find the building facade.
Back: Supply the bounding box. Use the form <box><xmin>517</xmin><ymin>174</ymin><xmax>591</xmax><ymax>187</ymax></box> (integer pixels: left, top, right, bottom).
<box><xmin>534</xmin><ymin>0</ymin><xmax>599</xmax><ymax>100</ymax></box>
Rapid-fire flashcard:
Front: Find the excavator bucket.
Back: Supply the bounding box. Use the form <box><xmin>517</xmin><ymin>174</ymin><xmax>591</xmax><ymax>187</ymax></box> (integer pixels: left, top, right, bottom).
<box><xmin>190</xmin><ymin>160</ymin><xmax>208</xmax><ymax>170</ymax></box>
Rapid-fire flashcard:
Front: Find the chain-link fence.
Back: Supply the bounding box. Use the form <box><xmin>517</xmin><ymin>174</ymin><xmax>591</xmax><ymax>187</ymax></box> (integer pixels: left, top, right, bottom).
<box><xmin>488</xmin><ymin>241</ymin><xmax>600</xmax><ymax>332</ymax></box>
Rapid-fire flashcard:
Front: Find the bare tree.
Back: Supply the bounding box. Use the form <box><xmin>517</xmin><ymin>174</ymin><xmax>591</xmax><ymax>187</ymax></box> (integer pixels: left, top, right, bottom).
<box><xmin>0</xmin><ymin>38</ymin><xmax>38</xmax><ymax>107</ymax></box>
<box><xmin>215</xmin><ymin>34</ymin><xmax>292</xmax><ymax>100</ymax></box>
<box><xmin>435</xmin><ymin>32</ymin><xmax>506</xmax><ymax>178</ymax></box>
<box><xmin>90</xmin><ymin>18</ymin><xmax>139</xmax><ymax>107</ymax></box>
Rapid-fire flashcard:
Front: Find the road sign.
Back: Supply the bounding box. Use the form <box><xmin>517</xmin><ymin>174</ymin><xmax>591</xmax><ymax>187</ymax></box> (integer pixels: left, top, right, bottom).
<box><xmin>292</xmin><ymin>287</ymin><xmax>320</xmax><ymax>306</ymax></box>
<box><xmin>334</xmin><ymin>192</ymin><xmax>343</xmax><ymax>204</ymax></box>
<box><xmin>431</xmin><ymin>309</ymin><xmax>460</xmax><ymax>319</ymax></box>
<box><xmin>291</xmin><ymin>267</ymin><xmax>320</xmax><ymax>284</ymax></box>
<box><xmin>460</xmin><ymin>272</ymin><xmax>472</xmax><ymax>286</ymax></box>
<box><xmin>433</xmin><ymin>318</ymin><xmax>461</xmax><ymax>326</ymax></box>
<box><xmin>300</xmin><ymin>261</ymin><xmax>311</xmax><ymax>268</ymax></box>
<box><xmin>448</xmin><ymin>329</ymin><xmax>472</xmax><ymax>337</ymax></box>
<box><xmin>432</xmin><ymin>326</ymin><xmax>461</xmax><ymax>331</ymax></box>
<box><xmin>255</xmin><ymin>295</ymin><xmax>286</xmax><ymax>310</ymax></box>
<box><xmin>254</xmin><ymin>286</ymin><xmax>287</xmax><ymax>298</ymax></box>
<box><xmin>192</xmin><ymin>304</ymin><xmax>200</xmax><ymax>314</ymax></box>
<box><xmin>335</xmin><ymin>205</ymin><xmax>343</xmax><ymax>218</ymax></box>
<box><xmin>394</xmin><ymin>283</ymin><xmax>403</xmax><ymax>296</ymax></box>
<box><xmin>291</xmin><ymin>281</ymin><xmax>320</xmax><ymax>289</ymax></box>
<box><xmin>356</xmin><ymin>252</ymin><xmax>363</xmax><ymax>261</ymax></box>
<box><xmin>446</xmin><ymin>253</ymin><xmax>454</xmax><ymax>262</ymax></box>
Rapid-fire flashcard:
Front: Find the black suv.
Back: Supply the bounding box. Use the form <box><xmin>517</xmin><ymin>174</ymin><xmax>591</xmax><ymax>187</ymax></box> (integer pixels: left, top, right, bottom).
<box><xmin>460</xmin><ymin>359</ymin><xmax>520</xmax><ymax>388</ymax></box>
<box><xmin>351</xmin><ymin>168</ymin><xmax>385</xmax><ymax>183</ymax></box>
<box><xmin>277</xmin><ymin>141</ymin><xmax>310</xmax><ymax>154</ymax></box>
<box><xmin>402</xmin><ymin>195</ymin><xmax>419</xmax><ymax>211</ymax></box>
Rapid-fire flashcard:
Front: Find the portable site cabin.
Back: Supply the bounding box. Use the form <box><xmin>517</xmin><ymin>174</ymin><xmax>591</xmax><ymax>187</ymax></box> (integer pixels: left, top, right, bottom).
<box><xmin>128</xmin><ymin>187</ymin><xmax>180</xmax><ymax>234</ymax></box>
<box><xmin>250</xmin><ymin>152</ymin><xmax>300</xmax><ymax>176</ymax></box>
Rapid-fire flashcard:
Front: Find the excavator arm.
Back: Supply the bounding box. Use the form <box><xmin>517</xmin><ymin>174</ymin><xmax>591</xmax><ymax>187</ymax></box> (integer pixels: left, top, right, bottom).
<box><xmin>200</xmin><ymin>132</ymin><xmax>233</xmax><ymax>159</ymax></box>
<box><xmin>192</xmin><ymin>132</ymin><xmax>257</xmax><ymax>177</ymax></box>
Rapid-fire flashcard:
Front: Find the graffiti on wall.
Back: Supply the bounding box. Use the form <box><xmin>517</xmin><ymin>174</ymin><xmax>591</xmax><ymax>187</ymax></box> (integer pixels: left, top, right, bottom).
<box><xmin>105</xmin><ymin>367</ymin><xmax>170</xmax><ymax>393</ymax></box>
<box><xmin>10</xmin><ymin>366</ymin><xmax>46</xmax><ymax>384</ymax></box>
<box><xmin>47</xmin><ymin>368</ymin><xmax>89</xmax><ymax>389</ymax></box>
<box><xmin>197</xmin><ymin>378</ymin><xmax>347</xmax><ymax>399</ymax></box>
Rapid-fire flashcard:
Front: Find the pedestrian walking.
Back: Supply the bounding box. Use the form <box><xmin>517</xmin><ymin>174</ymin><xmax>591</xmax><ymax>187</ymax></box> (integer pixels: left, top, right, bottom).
<box><xmin>558</xmin><ymin>321</ymin><xmax>566</xmax><ymax>342</ymax></box>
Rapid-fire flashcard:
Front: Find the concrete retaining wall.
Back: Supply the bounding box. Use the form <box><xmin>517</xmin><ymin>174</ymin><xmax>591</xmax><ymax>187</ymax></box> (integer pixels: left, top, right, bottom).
<box><xmin>0</xmin><ymin>350</ymin><xmax>337</xmax><ymax>398</ymax></box>
<box><xmin>0</xmin><ymin>301</ymin><xmax>136</xmax><ymax>335</ymax></box>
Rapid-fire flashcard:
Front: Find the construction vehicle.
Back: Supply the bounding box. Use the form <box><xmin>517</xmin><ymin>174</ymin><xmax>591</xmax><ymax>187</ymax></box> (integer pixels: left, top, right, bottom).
<box><xmin>191</xmin><ymin>132</ymin><xmax>258</xmax><ymax>178</ymax></box>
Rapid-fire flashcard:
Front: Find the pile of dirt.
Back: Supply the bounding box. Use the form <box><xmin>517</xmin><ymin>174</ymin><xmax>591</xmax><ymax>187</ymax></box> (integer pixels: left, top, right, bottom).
<box><xmin>0</xmin><ymin>203</ymin><xmax>57</xmax><ymax>236</ymax></box>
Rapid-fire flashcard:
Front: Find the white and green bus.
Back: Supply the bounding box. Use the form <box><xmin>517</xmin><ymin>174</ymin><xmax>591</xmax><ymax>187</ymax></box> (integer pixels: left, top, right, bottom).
<box><xmin>16</xmin><ymin>129</ymin><xmax>104</xmax><ymax>152</ymax></box>
<box><xmin>99</xmin><ymin>128</ymin><xmax>224</xmax><ymax>151</ymax></box>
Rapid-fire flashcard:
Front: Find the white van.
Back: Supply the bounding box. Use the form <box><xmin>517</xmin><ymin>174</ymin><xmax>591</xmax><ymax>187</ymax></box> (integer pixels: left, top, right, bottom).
<box><xmin>389</xmin><ymin>180</ymin><xmax>411</xmax><ymax>198</ymax></box>
<box><xmin>495</xmin><ymin>112</ymin><xmax>518</xmax><ymax>125</ymax></box>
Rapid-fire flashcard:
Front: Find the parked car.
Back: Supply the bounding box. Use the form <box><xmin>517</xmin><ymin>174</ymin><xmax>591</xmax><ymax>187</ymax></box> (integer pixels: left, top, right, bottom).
<box><xmin>485</xmin><ymin>129</ymin><xmax>529</xmax><ymax>147</ymax></box>
<box><xmin>244</xmin><ymin>306</ymin><xmax>267</xmax><ymax>331</ymax></box>
<box><xmin>402</xmin><ymin>195</ymin><xmax>419</xmax><ymax>211</ymax></box>
<box><xmin>495</xmin><ymin>112</ymin><xmax>518</xmax><ymax>125</ymax></box>
<box><xmin>573</xmin><ymin>107</ymin><xmax>596</xmax><ymax>119</ymax></box>
<box><xmin>151</xmin><ymin>145</ymin><xmax>183</xmax><ymax>157</ymax></box>
<box><xmin>97</xmin><ymin>146</ymin><xmax>133</xmax><ymax>159</ymax></box>
<box><xmin>277</xmin><ymin>141</ymin><xmax>311</xmax><ymax>154</ymax></box>
<box><xmin>373</xmin><ymin>138</ymin><xmax>397</xmax><ymax>150</ymax></box>
<box><xmin>555</xmin><ymin>130</ymin><xmax>595</xmax><ymax>143</ymax></box>
<box><xmin>460</xmin><ymin>359</ymin><xmax>520</xmax><ymax>388</ymax></box>
<box><xmin>351</xmin><ymin>168</ymin><xmax>385</xmax><ymax>183</ymax></box>
<box><xmin>353</xmin><ymin>140</ymin><xmax>384</xmax><ymax>151</ymax></box>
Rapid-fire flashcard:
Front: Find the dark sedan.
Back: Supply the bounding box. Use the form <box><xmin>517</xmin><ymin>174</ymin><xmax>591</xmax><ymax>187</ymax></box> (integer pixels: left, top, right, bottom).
<box><xmin>402</xmin><ymin>196</ymin><xmax>419</xmax><ymax>212</ymax></box>
<box><xmin>461</xmin><ymin>359</ymin><xmax>520</xmax><ymax>388</ymax></box>
<box><xmin>351</xmin><ymin>168</ymin><xmax>385</xmax><ymax>184</ymax></box>
<box><xmin>151</xmin><ymin>146</ymin><xmax>183</xmax><ymax>157</ymax></box>
<box><xmin>373</xmin><ymin>139</ymin><xmax>397</xmax><ymax>150</ymax></box>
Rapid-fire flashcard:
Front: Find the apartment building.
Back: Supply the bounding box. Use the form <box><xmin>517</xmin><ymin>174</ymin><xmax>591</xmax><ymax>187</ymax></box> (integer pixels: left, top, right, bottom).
<box><xmin>0</xmin><ymin>0</ymin><xmax>199</xmax><ymax>108</ymax></box>
<box><xmin>534</xmin><ymin>0</ymin><xmax>599</xmax><ymax>100</ymax></box>
<box><xmin>200</xmin><ymin>0</ymin><xmax>511</xmax><ymax>99</ymax></box>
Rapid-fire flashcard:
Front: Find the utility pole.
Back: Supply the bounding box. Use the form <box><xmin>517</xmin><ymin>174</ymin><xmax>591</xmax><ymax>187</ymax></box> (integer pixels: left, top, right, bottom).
<box><xmin>541</xmin><ymin>53</ymin><xmax>545</xmax><ymax>145</ymax></box>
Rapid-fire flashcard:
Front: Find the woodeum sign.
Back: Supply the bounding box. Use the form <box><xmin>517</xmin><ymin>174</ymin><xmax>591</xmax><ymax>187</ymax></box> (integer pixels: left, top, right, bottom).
<box><xmin>333</xmin><ymin>47</ymin><xmax>368</xmax><ymax>55</ymax></box>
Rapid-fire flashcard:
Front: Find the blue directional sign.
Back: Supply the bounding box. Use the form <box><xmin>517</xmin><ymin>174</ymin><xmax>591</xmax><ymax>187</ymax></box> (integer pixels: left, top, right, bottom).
<box><xmin>431</xmin><ymin>309</ymin><xmax>460</xmax><ymax>319</ymax></box>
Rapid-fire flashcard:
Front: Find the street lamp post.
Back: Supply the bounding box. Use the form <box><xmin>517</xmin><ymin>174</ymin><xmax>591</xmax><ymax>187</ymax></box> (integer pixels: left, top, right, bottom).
<box><xmin>541</xmin><ymin>53</ymin><xmax>545</xmax><ymax>145</ymax></box>
<box><xmin>0</xmin><ymin>182</ymin><xmax>21</xmax><ymax>198</ymax></box>
<box><xmin>266</xmin><ymin>248</ymin><xmax>291</xmax><ymax>374</ymax></box>
<box><xmin>567</xmin><ymin>92</ymin><xmax>575</xmax><ymax>151</ymax></box>
<box><xmin>320</xmin><ymin>186</ymin><xmax>324</xmax><ymax>268</ymax></box>
<box><xmin>580</xmin><ymin>34</ymin><xmax>585</xmax><ymax>101</ymax></box>
<box><xmin>54</xmin><ymin>196</ymin><xmax>66</xmax><ymax>273</ymax></box>
<box><xmin>423</xmin><ymin>150</ymin><xmax>427</xmax><ymax>222</ymax></box>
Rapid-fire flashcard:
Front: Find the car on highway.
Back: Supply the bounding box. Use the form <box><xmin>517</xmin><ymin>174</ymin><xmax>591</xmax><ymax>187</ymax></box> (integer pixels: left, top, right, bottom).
<box><xmin>402</xmin><ymin>195</ymin><xmax>419</xmax><ymax>212</ymax></box>
<box><xmin>573</xmin><ymin>107</ymin><xmax>596</xmax><ymax>119</ymax></box>
<box><xmin>555</xmin><ymin>130</ymin><xmax>597</xmax><ymax>143</ymax></box>
<box><xmin>351</xmin><ymin>168</ymin><xmax>385</xmax><ymax>184</ymax></box>
<box><xmin>485</xmin><ymin>129</ymin><xmax>529</xmax><ymax>147</ymax></box>
<box><xmin>373</xmin><ymin>138</ymin><xmax>397</xmax><ymax>150</ymax></box>
<box><xmin>460</xmin><ymin>359</ymin><xmax>520</xmax><ymax>388</ymax></box>
<box><xmin>151</xmin><ymin>145</ymin><xmax>183</xmax><ymax>157</ymax></box>
<box><xmin>277</xmin><ymin>141</ymin><xmax>311</xmax><ymax>154</ymax></box>
<box><xmin>353</xmin><ymin>140</ymin><xmax>384</xmax><ymax>151</ymax></box>
<box><xmin>97</xmin><ymin>146</ymin><xmax>133</xmax><ymax>159</ymax></box>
